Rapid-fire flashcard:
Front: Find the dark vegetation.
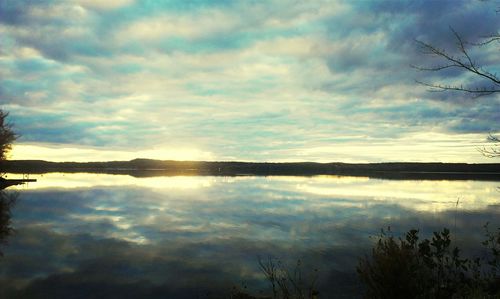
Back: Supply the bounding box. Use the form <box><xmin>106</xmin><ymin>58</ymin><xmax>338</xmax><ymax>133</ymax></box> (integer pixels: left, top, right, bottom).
<box><xmin>0</xmin><ymin>110</ymin><xmax>16</xmax><ymax>163</ymax></box>
<box><xmin>256</xmin><ymin>258</ymin><xmax>319</xmax><ymax>299</ymax></box>
<box><xmin>0</xmin><ymin>189</ymin><xmax>17</xmax><ymax>256</ymax></box>
<box><xmin>2</xmin><ymin>159</ymin><xmax>500</xmax><ymax>181</ymax></box>
<box><xmin>228</xmin><ymin>258</ymin><xmax>321</xmax><ymax>299</ymax></box>
<box><xmin>238</xmin><ymin>226</ymin><xmax>500</xmax><ymax>299</ymax></box>
<box><xmin>357</xmin><ymin>226</ymin><xmax>500</xmax><ymax>299</ymax></box>
<box><xmin>0</xmin><ymin>109</ymin><xmax>35</xmax><ymax>189</ymax></box>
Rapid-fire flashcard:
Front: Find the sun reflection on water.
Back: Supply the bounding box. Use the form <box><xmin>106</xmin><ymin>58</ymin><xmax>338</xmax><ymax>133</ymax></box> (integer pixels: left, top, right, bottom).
<box><xmin>4</xmin><ymin>173</ymin><xmax>214</xmax><ymax>190</ymax></box>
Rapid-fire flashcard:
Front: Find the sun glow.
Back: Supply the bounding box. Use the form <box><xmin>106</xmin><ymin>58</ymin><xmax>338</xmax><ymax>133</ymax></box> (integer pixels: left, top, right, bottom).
<box><xmin>10</xmin><ymin>143</ymin><xmax>215</xmax><ymax>162</ymax></box>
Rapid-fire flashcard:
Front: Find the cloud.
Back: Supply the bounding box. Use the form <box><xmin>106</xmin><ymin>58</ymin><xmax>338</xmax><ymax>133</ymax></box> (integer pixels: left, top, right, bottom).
<box><xmin>0</xmin><ymin>0</ymin><xmax>498</xmax><ymax>162</ymax></box>
<box><xmin>74</xmin><ymin>0</ymin><xmax>135</xmax><ymax>11</ymax></box>
<box><xmin>2</xmin><ymin>179</ymin><xmax>500</xmax><ymax>296</ymax></box>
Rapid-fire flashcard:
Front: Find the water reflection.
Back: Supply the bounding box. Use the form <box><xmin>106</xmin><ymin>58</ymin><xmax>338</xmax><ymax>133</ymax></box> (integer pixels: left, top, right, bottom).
<box><xmin>0</xmin><ymin>184</ymin><xmax>17</xmax><ymax>256</ymax></box>
<box><xmin>6</xmin><ymin>172</ymin><xmax>214</xmax><ymax>190</ymax></box>
<box><xmin>0</xmin><ymin>175</ymin><xmax>499</xmax><ymax>298</ymax></box>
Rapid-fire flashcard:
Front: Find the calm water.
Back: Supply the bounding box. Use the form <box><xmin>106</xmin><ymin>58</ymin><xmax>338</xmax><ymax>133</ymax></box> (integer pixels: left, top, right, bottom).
<box><xmin>1</xmin><ymin>173</ymin><xmax>499</xmax><ymax>298</ymax></box>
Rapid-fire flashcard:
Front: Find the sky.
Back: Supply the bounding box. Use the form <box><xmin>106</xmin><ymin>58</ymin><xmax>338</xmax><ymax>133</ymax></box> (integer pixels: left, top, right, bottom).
<box><xmin>0</xmin><ymin>0</ymin><xmax>499</xmax><ymax>162</ymax></box>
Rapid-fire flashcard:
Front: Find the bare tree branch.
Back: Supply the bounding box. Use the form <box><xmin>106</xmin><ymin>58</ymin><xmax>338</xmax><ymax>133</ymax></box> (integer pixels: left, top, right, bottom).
<box><xmin>414</xmin><ymin>79</ymin><xmax>499</xmax><ymax>98</ymax></box>
<box><xmin>478</xmin><ymin>133</ymin><xmax>500</xmax><ymax>158</ymax></box>
<box><xmin>413</xmin><ymin>27</ymin><xmax>500</xmax><ymax>97</ymax></box>
<box><xmin>471</xmin><ymin>34</ymin><xmax>500</xmax><ymax>46</ymax></box>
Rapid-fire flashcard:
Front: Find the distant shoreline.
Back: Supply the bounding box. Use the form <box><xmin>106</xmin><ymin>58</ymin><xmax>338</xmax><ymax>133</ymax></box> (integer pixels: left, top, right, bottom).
<box><xmin>2</xmin><ymin>159</ymin><xmax>500</xmax><ymax>181</ymax></box>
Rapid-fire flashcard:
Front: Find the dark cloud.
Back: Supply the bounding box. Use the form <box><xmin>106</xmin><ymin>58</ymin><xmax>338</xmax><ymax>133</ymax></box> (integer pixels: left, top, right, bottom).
<box><xmin>15</xmin><ymin>29</ymin><xmax>112</xmax><ymax>62</ymax></box>
<box><xmin>0</xmin><ymin>0</ymin><xmax>54</xmax><ymax>25</ymax></box>
<box><xmin>322</xmin><ymin>0</ymin><xmax>499</xmax><ymax>91</ymax></box>
<box><xmin>314</xmin><ymin>0</ymin><xmax>499</xmax><ymax>141</ymax></box>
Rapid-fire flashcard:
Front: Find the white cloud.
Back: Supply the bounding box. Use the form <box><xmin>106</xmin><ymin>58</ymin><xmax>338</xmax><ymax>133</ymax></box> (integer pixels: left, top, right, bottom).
<box><xmin>117</xmin><ymin>9</ymin><xmax>240</xmax><ymax>42</ymax></box>
<box><xmin>73</xmin><ymin>0</ymin><xmax>135</xmax><ymax>11</ymax></box>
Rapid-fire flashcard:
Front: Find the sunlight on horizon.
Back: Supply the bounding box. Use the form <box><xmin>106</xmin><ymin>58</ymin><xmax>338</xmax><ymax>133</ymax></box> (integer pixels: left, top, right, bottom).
<box><xmin>9</xmin><ymin>136</ymin><xmax>495</xmax><ymax>163</ymax></box>
<box><xmin>10</xmin><ymin>144</ymin><xmax>215</xmax><ymax>162</ymax></box>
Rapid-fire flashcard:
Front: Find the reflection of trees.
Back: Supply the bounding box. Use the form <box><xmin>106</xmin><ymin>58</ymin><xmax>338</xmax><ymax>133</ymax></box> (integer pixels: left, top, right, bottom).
<box><xmin>0</xmin><ymin>189</ymin><xmax>17</xmax><ymax>256</ymax></box>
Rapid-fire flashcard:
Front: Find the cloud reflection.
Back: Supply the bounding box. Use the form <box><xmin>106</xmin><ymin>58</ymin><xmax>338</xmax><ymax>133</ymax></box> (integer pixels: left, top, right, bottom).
<box><xmin>6</xmin><ymin>173</ymin><xmax>214</xmax><ymax>190</ymax></box>
<box><xmin>0</xmin><ymin>176</ymin><xmax>499</xmax><ymax>297</ymax></box>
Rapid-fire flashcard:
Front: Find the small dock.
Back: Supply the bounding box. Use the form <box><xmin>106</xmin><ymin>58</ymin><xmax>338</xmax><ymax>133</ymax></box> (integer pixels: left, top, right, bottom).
<box><xmin>0</xmin><ymin>178</ymin><xmax>37</xmax><ymax>190</ymax></box>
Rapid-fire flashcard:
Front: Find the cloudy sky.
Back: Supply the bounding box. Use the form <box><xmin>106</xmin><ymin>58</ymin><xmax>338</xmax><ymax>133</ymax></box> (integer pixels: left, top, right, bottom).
<box><xmin>1</xmin><ymin>0</ymin><xmax>499</xmax><ymax>162</ymax></box>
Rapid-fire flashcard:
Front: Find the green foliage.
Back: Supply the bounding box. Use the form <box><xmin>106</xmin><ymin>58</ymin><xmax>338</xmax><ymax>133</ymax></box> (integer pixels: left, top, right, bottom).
<box><xmin>357</xmin><ymin>226</ymin><xmax>500</xmax><ymax>298</ymax></box>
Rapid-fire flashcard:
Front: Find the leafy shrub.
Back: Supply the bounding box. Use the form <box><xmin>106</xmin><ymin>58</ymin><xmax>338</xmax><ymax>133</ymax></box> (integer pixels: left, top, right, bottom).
<box><xmin>357</xmin><ymin>225</ymin><xmax>500</xmax><ymax>298</ymax></box>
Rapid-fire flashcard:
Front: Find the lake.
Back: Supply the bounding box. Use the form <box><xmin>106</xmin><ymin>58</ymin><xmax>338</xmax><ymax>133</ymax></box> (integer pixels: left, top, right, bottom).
<box><xmin>1</xmin><ymin>173</ymin><xmax>499</xmax><ymax>298</ymax></box>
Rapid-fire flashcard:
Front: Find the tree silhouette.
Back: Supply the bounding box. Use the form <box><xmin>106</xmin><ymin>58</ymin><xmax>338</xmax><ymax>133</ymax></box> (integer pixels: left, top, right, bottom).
<box><xmin>0</xmin><ymin>110</ymin><xmax>16</xmax><ymax>162</ymax></box>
